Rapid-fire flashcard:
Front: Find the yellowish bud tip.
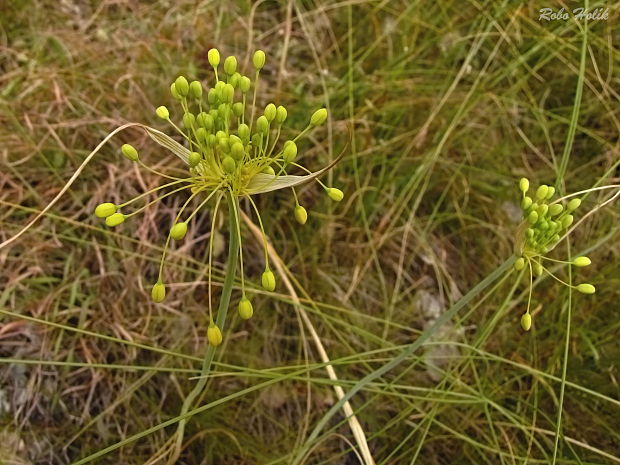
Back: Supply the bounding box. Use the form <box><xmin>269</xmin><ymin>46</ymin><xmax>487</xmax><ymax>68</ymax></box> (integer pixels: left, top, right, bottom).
<box><xmin>151</xmin><ymin>281</ymin><xmax>166</xmax><ymax>303</ymax></box>
<box><xmin>95</xmin><ymin>202</ymin><xmax>117</xmax><ymax>218</ymax></box>
<box><xmin>207</xmin><ymin>323</ymin><xmax>223</xmax><ymax>346</ymax></box>
<box><xmin>310</xmin><ymin>108</ymin><xmax>328</xmax><ymax>126</ymax></box>
<box><xmin>533</xmin><ymin>262</ymin><xmax>543</xmax><ymax>277</ymax></box>
<box><xmin>514</xmin><ymin>257</ymin><xmax>525</xmax><ymax>271</ymax></box>
<box><xmin>327</xmin><ymin>187</ymin><xmax>344</xmax><ymax>202</ymax></box>
<box><xmin>252</xmin><ymin>50</ymin><xmax>266</xmax><ymax>70</ymax></box>
<box><xmin>576</xmin><ymin>283</ymin><xmax>596</xmax><ymax>295</ymax></box>
<box><xmin>294</xmin><ymin>205</ymin><xmax>308</xmax><ymax>225</ymax></box>
<box><xmin>261</xmin><ymin>270</ymin><xmax>276</xmax><ymax>292</ymax></box>
<box><xmin>567</xmin><ymin>198</ymin><xmax>582</xmax><ymax>211</ymax></box>
<box><xmin>156</xmin><ymin>106</ymin><xmax>170</xmax><ymax>120</ymax></box>
<box><xmin>188</xmin><ymin>151</ymin><xmax>201</xmax><ymax>167</ymax></box>
<box><xmin>189</xmin><ymin>80</ymin><xmax>203</xmax><ymax>99</ymax></box>
<box><xmin>170</xmin><ymin>222</ymin><xmax>188</xmax><ymax>241</ymax></box>
<box><xmin>208</xmin><ymin>48</ymin><xmax>220</xmax><ymax>68</ymax></box>
<box><xmin>283</xmin><ymin>140</ymin><xmax>297</xmax><ymax>163</ymax></box>
<box><xmin>224</xmin><ymin>55</ymin><xmax>238</xmax><ymax>75</ymax></box>
<box><xmin>572</xmin><ymin>256</ymin><xmax>591</xmax><ymax>267</ymax></box>
<box><xmin>262</xmin><ymin>166</ymin><xmax>275</xmax><ymax>175</ymax></box>
<box><xmin>238</xmin><ymin>298</ymin><xmax>254</xmax><ymax>320</ymax></box>
<box><xmin>121</xmin><ymin>143</ymin><xmax>139</xmax><ymax>161</ymax></box>
<box><xmin>105</xmin><ymin>212</ymin><xmax>125</xmax><ymax>227</ymax></box>
<box><xmin>519</xmin><ymin>177</ymin><xmax>529</xmax><ymax>193</ymax></box>
<box><xmin>535</xmin><ymin>185</ymin><xmax>549</xmax><ymax>200</ymax></box>
<box><xmin>222</xmin><ymin>156</ymin><xmax>236</xmax><ymax>174</ymax></box>
<box><xmin>520</xmin><ymin>313</ymin><xmax>532</xmax><ymax>331</ymax></box>
<box><xmin>174</xmin><ymin>76</ymin><xmax>189</xmax><ymax>97</ymax></box>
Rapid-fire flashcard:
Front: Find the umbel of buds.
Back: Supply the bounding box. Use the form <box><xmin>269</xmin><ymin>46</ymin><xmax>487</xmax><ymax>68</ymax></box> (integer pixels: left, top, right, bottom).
<box><xmin>92</xmin><ymin>48</ymin><xmax>344</xmax><ymax>346</ymax></box>
<box><xmin>514</xmin><ymin>178</ymin><xmax>595</xmax><ymax>331</ymax></box>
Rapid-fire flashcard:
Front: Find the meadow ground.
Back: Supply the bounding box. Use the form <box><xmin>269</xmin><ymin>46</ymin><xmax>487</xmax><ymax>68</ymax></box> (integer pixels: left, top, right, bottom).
<box><xmin>1</xmin><ymin>1</ymin><xmax>619</xmax><ymax>464</ymax></box>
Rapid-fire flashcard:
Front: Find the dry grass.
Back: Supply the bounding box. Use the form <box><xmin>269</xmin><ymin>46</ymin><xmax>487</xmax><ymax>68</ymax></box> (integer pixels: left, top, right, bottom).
<box><xmin>1</xmin><ymin>1</ymin><xmax>619</xmax><ymax>463</ymax></box>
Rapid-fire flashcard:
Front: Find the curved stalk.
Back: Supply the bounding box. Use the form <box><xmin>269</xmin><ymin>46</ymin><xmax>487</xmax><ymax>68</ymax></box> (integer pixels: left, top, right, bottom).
<box><xmin>170</xmin><ymin>191</ymin><xmax>240</xmax><ymax>462</ymax></box>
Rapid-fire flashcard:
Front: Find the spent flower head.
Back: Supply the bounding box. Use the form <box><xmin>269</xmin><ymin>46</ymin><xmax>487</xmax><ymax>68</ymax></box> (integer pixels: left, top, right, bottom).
<box><xmin>92</xmin><ymin>49</ymin><xmax>344</xmax><ymax>342</ymax></box>
<box><xmin>514</xmin><ymin>178</ymin><xmax>594</xmax><ymax>331</ymax></box>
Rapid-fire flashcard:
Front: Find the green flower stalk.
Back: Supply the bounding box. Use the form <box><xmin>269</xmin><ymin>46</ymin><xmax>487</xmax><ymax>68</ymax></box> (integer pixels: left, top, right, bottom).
<box><xmin>514</xmin><ymin>178</ymin><xmax>595</xmax><ymax>331</ymax></box>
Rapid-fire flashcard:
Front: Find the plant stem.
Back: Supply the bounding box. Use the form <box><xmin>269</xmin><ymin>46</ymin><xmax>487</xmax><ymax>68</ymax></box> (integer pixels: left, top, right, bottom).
<box><xmin>170</xmin><ymin>191</ymin><xmax>239</xmax><ymax>462</ymax></box>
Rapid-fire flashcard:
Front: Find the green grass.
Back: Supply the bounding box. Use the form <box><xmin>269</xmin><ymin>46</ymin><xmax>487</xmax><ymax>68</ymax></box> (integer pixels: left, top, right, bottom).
<box><xmin>1</xmin><ymin>0</ymin><xmax>619</xmax><ymax>463</ymax></box>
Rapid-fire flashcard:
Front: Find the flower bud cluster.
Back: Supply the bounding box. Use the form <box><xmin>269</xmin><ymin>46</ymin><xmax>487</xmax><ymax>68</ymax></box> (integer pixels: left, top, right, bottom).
<box><xmin>514</xmin><ymin>178</ymin><xmax>595</xmax><ymax>332</ymax></box>
<box><xmin>91</xmin><ymin>49</ymin><xmax>346</xmax><ymax>347</ymax></box>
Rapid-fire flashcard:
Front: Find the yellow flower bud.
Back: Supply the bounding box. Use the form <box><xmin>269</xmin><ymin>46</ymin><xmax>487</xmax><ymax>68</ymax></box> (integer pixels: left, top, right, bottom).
<box><xmin>151</xmin><ymin>281</ymin><xmax>166</xmax><ymax>303</ymax></box>
<box><xmin>275</xmin><ymin>105</ymin><xmax>287</xmax><ymax>125</ymax></box>
<box><xmin>170</xmin><ymin>222</ymin><xmax>188</xmax><ymax>241</ymax></box>
<box><xmin>519</xmin><ymin>177</ymin><xmax>529</xmax><ymax>193</ymax></box>
<box><xmin>182</xmin><ymin>112</ymin><xmax>195</xmax><ymax>129</ymax></box>
<box><xmin>521</xmin><ymin>196</ymin><xmax>532</xmax><ymax>210</ymax></box>
<box><xmin>239</xmin><ymin>76</ymin><xmax>251</xmax><ymax>93</ymax></box>
<box><xmin>188</xmin><ymin>151</ymin><xmax>201</xmax><ymax>167</ymax></box>
<box><xmin>549</xmin><ymin>204</ymin><xmax>563</xmax><ymax>216</ymax></box>
<box><xmin>170</xmin><ymin>82</ymin><xmax>182</xmax><ymax>100</ymax></box>
<box><xmin>310</xmin><ymin>108</ymin><xmax>327</xmax><ymax>126</ymax></box>
<box><xmin>174</xmin><ymin>76</ymin><xmax>189</xmax><ymax>97</ymax></box>
<box><xmin>252</xmin><ymin>50</ymin><xmax>266</xmax><ymax>70</ymax></box>
<box><xmin>294</xmin><ymin>205</ymin><xmax>308</xmax><ymax>225</ymax></box>
<box><xmin>576</xmin><ymin>283</ymin><xmax>595</xmax><ymax>294</ymax></box>
<box><xmin>95</xmin><ymin>203</ymin><xmax>117</xmax><ymax>218</ymax></box>
<box><xmin>520</xmin><ymin>313</ymin><xmax>532</xmax><ymax>331</ymax></box>
<box><xmin>156</xmin><ymin>106</ymin><xmax>169</xmax><ymax>119</ymax></box>
<box><xmin>264</xmin><ymin>103</ymin><xmax>276</xmax><ymax>122</ymax></box>
<box><xmin>222</xmin><ymin>83</ymin><xmax>234</xmax><ymax>103</ymax></box>
<box><xmin>121</xmin><ymin>143</ymin><xmax>139</xmax><ymax>161</ymax></box>
<box><xmin>535</xmin><ymin>185</ymin><xmax>549</xmax><ymax>200</ymax></box>
<box><xmin>567</xmin><ymin>198</ymin><xmax>581</xmax><ymax>211</ymax></box>
<box><xmin>514</xmin><ymin>257</ymin><xmax>525</xmax><ymax>271</ymax></box>
<box><xmin>224</xmin><ymin>55</ymin><xmax>237</xmax><ymax>75</ymax></box>
<box><xmin>222</xmin><ymin>156</ymin><xmax>236</xmax><ymax>174</ymax></box>
<box><xmin>572</xmin><ymin>256</ymin><xmax>591</xmax><ymax>267</ymax></box>
<box><xmin>238</xmin><ymin>298</ymin><xmax>253</xmax><ymax>320</ymax></box>
<box><xmin>229</xmin><ymin>72</ymin><xmax>240</xmax><ymax>88</ymax></box>
<box><xmin>105</xmin><ymin>212</ymin><xmax>125</xmax><ymax>227</ymax></box>
<box><xmin>256</xmin><ymin>115</ymin><xmax>269</xmax><ymax>134</ymax></box>
<box><xmin>261</xmin><ymin>269</ymin><xmax>276</xmax><ymax>291</ymax></box>
<box><xmin>283</xmin><ymin>140</ymin><xmax>297</xmax><ymax>163</ymax></box>
<box><xmin>207</xmin><ymin>323</ymin><xmax>223</xmax><ymax>346</ymax></box>
<box><xmin>533</xmin><ymin>262</ymin><xmax>543</xmax><ymax>277</ymax></box>
<box><xmin>326</xmin><ymin>187</ymin><xmax>344</xmax><ymax>202</ymax></box>
<box><xmin>262</xmin><ymin>166</ymin><xmax>275</xmax><ymax>175</ymax></box>
<box><xmin>208</xmin><ymin>48</ymin><xmax>220</xmax><ymax>68</ymax></box>
<box><xmin>189</xmin><ymin>80</ymin><xmax>203</xmax><ymax>99</ymax></box>
<box><xmin>231</xmin><ymin>142</ymin><xmax>244</xmax><ymax>160</ymax></box>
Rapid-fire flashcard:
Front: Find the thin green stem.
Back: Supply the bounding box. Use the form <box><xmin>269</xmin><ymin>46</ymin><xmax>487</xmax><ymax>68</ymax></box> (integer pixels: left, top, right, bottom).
<box><xmin>249</xmin><ymin>69</ymin><xmax>260</xmax><ymax>134</ymax></box>
<box><xmin>207</xmin><ymin>194</ymin><xmax>223</xmax><ymax>322</ymax></box>
<box><xmin>118</xmin><ymin>179</ymin><xmax>192</xmax><ymax>208</ymax></box>
<box><xmin>171</xmin><ymin>191</ymin><xmax>240</xmax><ymax>461</ymax></box>
<box><xmin>552</xmin><ymin>242</ymin><xmax>573</xmax><ymax>464</ymax></box>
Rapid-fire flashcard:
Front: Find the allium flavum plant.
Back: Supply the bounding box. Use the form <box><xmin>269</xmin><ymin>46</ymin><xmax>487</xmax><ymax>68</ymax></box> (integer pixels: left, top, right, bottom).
<box><xmin>513</xmin><ymin>178</ymin><xmax>595</xmax><ymax>331</ymax></box>
<box><xmin>93</xmin><ymin>49</ymin><xmax>343</xmax><ymax>345</ymax></box>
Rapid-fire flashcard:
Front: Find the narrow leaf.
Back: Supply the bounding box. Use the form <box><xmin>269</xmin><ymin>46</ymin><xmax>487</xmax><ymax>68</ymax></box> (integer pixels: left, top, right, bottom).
<box><xmin>143</xmin><ymin>125</ymin><xmax>190</xmax><ymax>164</ymax></box>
